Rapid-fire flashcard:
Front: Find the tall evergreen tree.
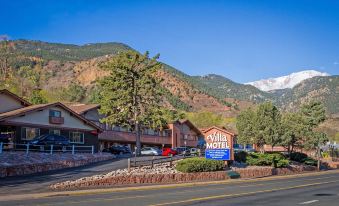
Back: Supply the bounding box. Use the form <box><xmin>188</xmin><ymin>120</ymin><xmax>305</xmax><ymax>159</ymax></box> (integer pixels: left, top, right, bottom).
<box><xmin>280</xmin><ymin>112</ymin><xmax>307</xmax><ymax>155</ymax></box>
<box><xmin>98</xmin><ymin>51</ymin><xmax>176</xmax><ymax>155</ymax></box>
<box><xmin>301</xmin><ymin>101</ymin><xmax>328</xmax><ymax>170</ymax></box>
<box><xmin>301</xmin><ymin>101</ymin><xmax>326</xmax><ymax>130</ymax></box>
<box><xmin>255</xmin><ymin>102</ymin><xmax>282</xmax><ymax>152</ymax></box>
<box><xmin>236</xmin><ymin>108</ymin><xmax>256</xmax><ymax>145</ymax></box>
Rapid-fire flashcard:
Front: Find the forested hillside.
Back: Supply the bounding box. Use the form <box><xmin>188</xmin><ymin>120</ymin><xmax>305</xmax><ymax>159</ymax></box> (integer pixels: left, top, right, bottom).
<box><xmin>0</xmin><ymin>40</ymin><xmax>238</xmax><ymax>117</ymax></box>
<box><xmin>1</xmin><ymin>39</ymin><xmax>338</xmax><ymax>118</ymax></box>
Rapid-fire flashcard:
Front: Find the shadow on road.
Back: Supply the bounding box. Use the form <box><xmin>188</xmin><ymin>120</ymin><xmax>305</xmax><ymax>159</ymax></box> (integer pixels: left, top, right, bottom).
<box><xmin>0</xmin><ymin>156</ymin><xmax>128</xmax><ymax>194</ymax></box>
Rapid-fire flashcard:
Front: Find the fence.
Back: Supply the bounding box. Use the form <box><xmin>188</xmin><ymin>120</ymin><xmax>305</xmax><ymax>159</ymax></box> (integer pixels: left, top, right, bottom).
<box><xmin>0</xmin><ymin>142</ymin><xmax>95</xmax><ymax>155</ymax></box>
<box><xmin>127</xmin><ymin>155</ymin><xmax>192</xmax><ymax>171</ymax></box>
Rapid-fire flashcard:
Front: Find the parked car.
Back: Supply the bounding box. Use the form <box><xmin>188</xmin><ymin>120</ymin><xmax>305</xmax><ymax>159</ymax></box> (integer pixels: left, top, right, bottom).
<box><xmin>0</xmin><ymin>133</ymin><xmax>11</xmax><ymax>144</ymax></box>
<box><xmin>29</xmin><ymin>134</ymin><xmax>70</xmax><ymax>146</ymax></box>
<box><xmin>190</xmin><ymin>148</ymin><xmax>199</xmax><ymax>156</ymax></box>
<box><xmin>175</xmin><ymin>147</ymin><xmax>191</xmax><ymax>156</ymax></box>
<box><xmin>141</xmin><ymin>147</ymin><xmax>162</xmax><ymax>156</ymax></box>
<box><xmin>104</xmin><ymin>145</ymin><xmax>132</xmax><ymax>155</ymax></box>
<box><xmin>162</xmin><ymin>148</ymin><xmax>178</xmax><ymax>156</ymax></box>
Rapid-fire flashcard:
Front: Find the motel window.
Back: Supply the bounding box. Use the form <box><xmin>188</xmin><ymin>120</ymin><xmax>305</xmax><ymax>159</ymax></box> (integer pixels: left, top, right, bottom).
<box><xmin>49</xmin><ymin>129</ymin><xmax>60</xmax><ymax>135</ymax></box>
<box><xmin>22</xmin><ymin>127</ymin><xmax>40</xmax><ymax>140</ymax></box>
<box><xmin>69</xmin><ymin>131</ymin><xmax>84</xmax><ymax>144</ymax></box>
<box><xmin>49</xmin><ymin>110</ymin><xmax>61</xmax><ymax>117</ymax></box>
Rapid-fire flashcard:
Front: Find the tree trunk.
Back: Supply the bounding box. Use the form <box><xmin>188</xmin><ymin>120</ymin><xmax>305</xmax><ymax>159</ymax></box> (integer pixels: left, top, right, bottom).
<box><xmin>287</xmin><ymin>144</ymin><xmax>291</xmax><ymax>156</ymax></box>
<box><xmin>135</xmin><ymin>122</ymin><xmax>141</xmax><ymax>156</ymax></box>
<box><xmin>317</xmin><ymin>147</ymin><xmax>321</xmax><ymax>171</ymax></box>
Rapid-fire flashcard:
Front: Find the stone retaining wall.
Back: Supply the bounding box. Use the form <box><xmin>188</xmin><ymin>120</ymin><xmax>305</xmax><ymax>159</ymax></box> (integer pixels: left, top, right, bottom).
<box><xmin>0</xmin><ymin>154</ymin><xmax>115</xmax><ymax>178</ymax></box>
<box><xmin>51</xmin><ymin>165</ymin><xmax>316</xmax><ymax>190</ymax></box>
<box><xmin>233</xmin><ymin>165</ymin><xmax>316</xmax><ymax>178</ymax></box>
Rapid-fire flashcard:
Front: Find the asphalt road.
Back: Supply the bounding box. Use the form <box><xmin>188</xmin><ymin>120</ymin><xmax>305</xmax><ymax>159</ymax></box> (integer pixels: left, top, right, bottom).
<box><xmin>1</xmin><ymin>170</ymin><xmax>339</xmax><ymax>206</ymax></box>
<box><xmin>0</xmin><ymin>155</ymin><xmax>161</xmax><ymax>195</ymax></box>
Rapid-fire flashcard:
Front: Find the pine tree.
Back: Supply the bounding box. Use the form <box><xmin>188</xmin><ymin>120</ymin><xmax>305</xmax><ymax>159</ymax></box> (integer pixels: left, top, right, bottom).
<box><xmin>236</xmin><ymin>108</ymin><xmax>256</xmax><ymax>146</ymax></box>
<box><xmin>301</xmin><ymin>101</ymin><xmax>328</xmax><ymax>170</ymax></box>
<box><xmin>255</xmin><ymin>102</ymin><xmax>282</xmax><ymax>152</ymax></box>
<box><xmin>280</xmin><ymin>112</ymin><xmax>307</xmax><ymax>155</ymax></box>
<box><xmin>236</xmin><ymin>102</ymin><xmax>282</xmax><ymax>152</ymax></box>
<box><xmin>98</xmin><ymin>51</ymin><xmax>176</xmax><ymax>155</ymax></box>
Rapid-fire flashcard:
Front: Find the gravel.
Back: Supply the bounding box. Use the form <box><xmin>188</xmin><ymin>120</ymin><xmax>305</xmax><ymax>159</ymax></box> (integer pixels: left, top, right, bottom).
<box><xmin>50</xmin><ymin>162</ymin><xmax>180</xmax><ymax>189</ymax></box>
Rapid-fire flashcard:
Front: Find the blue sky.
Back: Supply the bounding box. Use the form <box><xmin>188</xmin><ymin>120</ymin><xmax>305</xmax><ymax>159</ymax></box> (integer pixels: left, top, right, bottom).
<box><xmin>1</xmin><ymin>0</ymin><xmax>338</xmax><ymax>83</ymax></box>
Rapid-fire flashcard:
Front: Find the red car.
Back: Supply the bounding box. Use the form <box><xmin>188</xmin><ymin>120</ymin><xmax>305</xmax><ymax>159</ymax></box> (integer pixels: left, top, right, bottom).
<box><xmin>162</xmin><ymin>148</ymin><xmax>178</xmax><ymax>156</ymax></box>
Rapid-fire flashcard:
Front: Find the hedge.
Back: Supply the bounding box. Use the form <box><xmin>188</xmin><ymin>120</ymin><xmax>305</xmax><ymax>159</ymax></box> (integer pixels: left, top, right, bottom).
<box><xmin>289</xmin><ymin>152</ymin><xmax>317</xmax><ymax>166</ymax></box>
<box><xmin>246</xmin><ymin>152</ymin><xmax>289</xmax><ymax>168</ymax></box>
<box><xmin>289</xmin><ymin>152</ymin><xmax>308</xmax><ymax>163</ymax></box>
<box><xmin>176</xmin><ymin>157</ymin><xmax>225</xmax><ymax>173</ymax></box>
<box><xmin>234</xmin><ymin>151</ymin><xmax>247</xmax><ymax>163</ymax></box>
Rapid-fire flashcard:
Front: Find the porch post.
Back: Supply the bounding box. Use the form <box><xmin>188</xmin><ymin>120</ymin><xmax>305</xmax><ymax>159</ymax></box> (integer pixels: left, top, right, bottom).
<box><xmin>26</xmin><ymin>143</ymin><xmax>29</xmax><ymax>155</ymax></box>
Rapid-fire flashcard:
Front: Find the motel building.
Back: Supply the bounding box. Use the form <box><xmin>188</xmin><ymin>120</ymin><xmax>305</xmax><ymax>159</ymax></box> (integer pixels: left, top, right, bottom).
<box><xmin>68</xmin><ymin>103</ymin><xmax>202</xmax><ymax>151</ymax></box>
<box><xmin>0</xmin><ymin>90</ymin><xmax>102</xmax><ymax>152</ymax></box>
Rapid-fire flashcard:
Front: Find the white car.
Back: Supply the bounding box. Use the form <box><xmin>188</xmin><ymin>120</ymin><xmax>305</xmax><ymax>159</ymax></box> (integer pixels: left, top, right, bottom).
<box><xmin>141</xmin><ymin>147</ymin><xmax>162</xmax><ymax>156</ymax></box>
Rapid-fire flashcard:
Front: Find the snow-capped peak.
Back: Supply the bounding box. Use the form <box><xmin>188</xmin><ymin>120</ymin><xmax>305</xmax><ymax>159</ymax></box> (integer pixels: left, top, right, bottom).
<box><xmin>245</xmin><ymin>70</ymin><xmax>330</xmax><ymax>91</ymax></box>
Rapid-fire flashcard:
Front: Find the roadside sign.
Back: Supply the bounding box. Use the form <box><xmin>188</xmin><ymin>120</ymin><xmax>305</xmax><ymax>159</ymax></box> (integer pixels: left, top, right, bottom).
<box><xmin>204</xmin><ymin>131</ymin><xmax>232</xmax><ymax>160</ymax></box>
<box><xmin>205</xmin><ymin>149</ymin><xmax>230</xmax><ymax>160</ymax></box>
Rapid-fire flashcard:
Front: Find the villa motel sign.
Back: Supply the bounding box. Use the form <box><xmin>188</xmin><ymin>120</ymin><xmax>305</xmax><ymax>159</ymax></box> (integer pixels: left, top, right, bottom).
<box><xmin>204</xmin><ymin>128</ymin><xmax>234</xmax><ymax>161</ymax></box>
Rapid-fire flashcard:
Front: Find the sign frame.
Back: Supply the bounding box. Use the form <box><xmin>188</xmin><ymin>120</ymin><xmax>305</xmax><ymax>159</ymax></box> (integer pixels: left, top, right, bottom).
<box><xmin>202</xmin><ymin>127</ymin><xmax>234</xmax><ymax>161</ymax></box>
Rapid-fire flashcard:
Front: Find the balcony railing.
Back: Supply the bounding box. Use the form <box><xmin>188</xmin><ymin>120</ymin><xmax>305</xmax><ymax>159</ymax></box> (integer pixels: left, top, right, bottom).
<box><xmin>49</xmin><ymin>116</ymin><xmax>64</xmax><ymax>124</ymax></box>
<box><xmin>99</xmin><ymin>130</ymin><xmax>172</xmax><ymax>145</ymax></box>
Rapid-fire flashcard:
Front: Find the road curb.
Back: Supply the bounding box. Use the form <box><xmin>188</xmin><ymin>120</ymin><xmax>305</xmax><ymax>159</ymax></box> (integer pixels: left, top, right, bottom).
<box><xmin>0</xmin><ymin>169</ymin><xmax>338</xmax><ymax>202</ymax></box>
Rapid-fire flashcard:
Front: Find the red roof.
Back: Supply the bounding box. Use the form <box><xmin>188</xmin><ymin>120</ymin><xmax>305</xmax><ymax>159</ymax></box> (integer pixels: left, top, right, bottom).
<box><xmin>201</xmin><ymin>126</ymin><xmax>235</xmax><ymax>136</ymax></box>
<box><xmin>65</xmin><ymin>103</ymin><xmax>100</xmax><ymax>114</ymax></box>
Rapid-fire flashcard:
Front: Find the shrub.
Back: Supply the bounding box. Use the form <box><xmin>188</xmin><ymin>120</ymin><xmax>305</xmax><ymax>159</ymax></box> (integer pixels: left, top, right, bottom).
<box><xmin>304</xmin><ymin>157</ymin><xmax>317</xmax><ymax>166</ymax></box>
<box><xmin>176</xmin><ymin>157</ymin><xmax>225</xmax><ymax>173</ymax></box>
<box><xmin>234</xmin><ymin>151</ymin><xmax>247</xmax><ymax>163</ymax></box>
<box><xmin>289</xmin><ymin>152</ymin><xmax>308</xmax><ymax>163</ymax></box>
<box><xmin>322</xmin><ymin>151</ymin><xmax>330</xmax><ymax>159</ymax></box>
<box><xmin>246</xmin><ymin>152</ymin><xmax>289</xmax><ymax>168</ymax></box>
<box><xmin>276</xmin><ymin>159</ymin><xmax>290</xmax><ymax>168</ymax></box>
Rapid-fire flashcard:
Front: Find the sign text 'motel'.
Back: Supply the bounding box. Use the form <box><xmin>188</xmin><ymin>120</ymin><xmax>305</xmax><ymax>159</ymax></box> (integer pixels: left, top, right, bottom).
<box><xmin>205</xmin><ymin>132</ymin><xmax>231</xmax><ymax>160</ymax></box>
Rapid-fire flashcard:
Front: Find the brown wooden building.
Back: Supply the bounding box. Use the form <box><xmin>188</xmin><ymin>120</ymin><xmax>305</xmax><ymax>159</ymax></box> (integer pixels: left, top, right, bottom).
<box><xmin>0</xmin><ymin>90</ymin><xmax>102</xmax><ymax>151</ymax></box>
<box><xmin>68</xmin><ymin>103</ymin><xmax>202</xmax><ymax>151</ymax></box>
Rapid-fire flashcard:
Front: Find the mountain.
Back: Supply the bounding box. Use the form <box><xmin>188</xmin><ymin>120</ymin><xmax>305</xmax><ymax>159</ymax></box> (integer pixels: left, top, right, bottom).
<box><xmin>0</xmin><ymin>40</ymin><xmax>240</xmax><ymax>116</ymax></box>
<box><xmin>275</xmin><ymin>75</ymin><xmax>339</xmax><ymax>114</ymax></box>
<box><xmin>246</xmin><ymin>70</ymin><xmax>330</xmax><ymax>91</ymax></box>
<box><xmin>1</xmin><ymin>40</ymin><xmax>338</xmax><ymax>117</ymax></box>
<box><xmin>188</xmin><ymin>74</ymin><xmax>274</xmax><ymax>103</ymax></box>
<box><xmin>9</xmin><ymin>39</ymin><xmax>132</xmax><ymax>61</ymax></box>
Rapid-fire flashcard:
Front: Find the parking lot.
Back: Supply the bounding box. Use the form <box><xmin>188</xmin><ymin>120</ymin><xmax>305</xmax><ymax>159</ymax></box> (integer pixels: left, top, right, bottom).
<box><xmin>0</xmin><ymin>155</ymin><xmax>162</xmax><ymax>196</ymax></box>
